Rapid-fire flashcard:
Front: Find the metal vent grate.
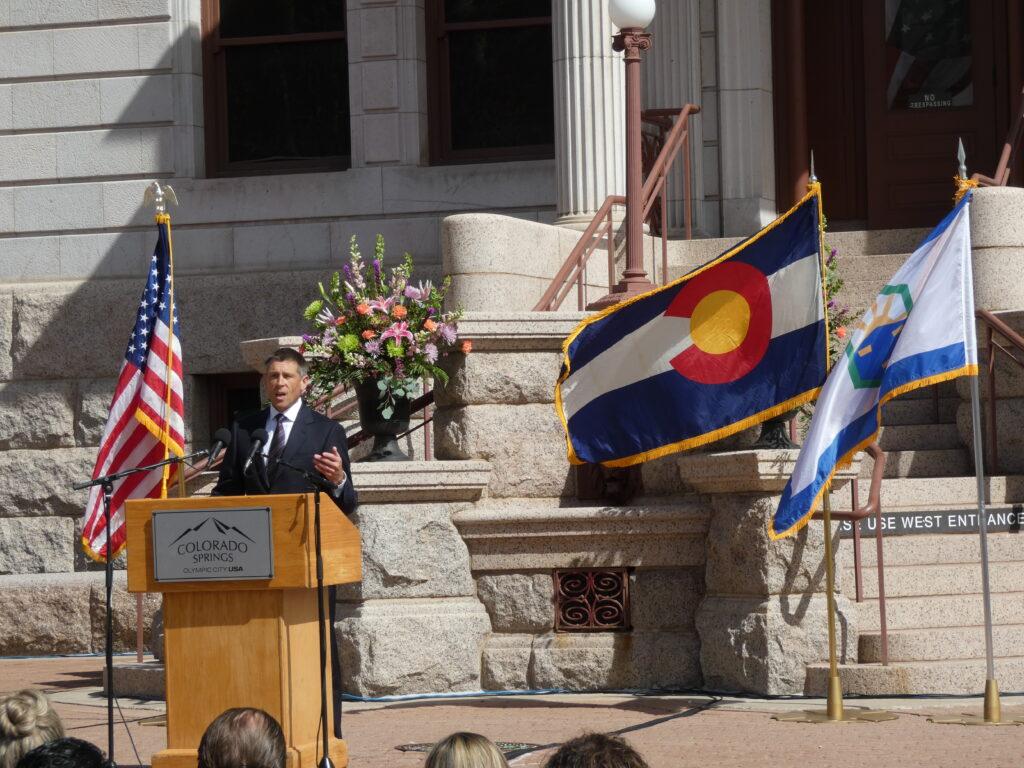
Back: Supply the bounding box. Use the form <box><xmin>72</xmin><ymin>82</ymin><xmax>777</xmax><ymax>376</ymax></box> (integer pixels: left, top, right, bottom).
<box><xmin>553</xmin><ymin>568</ymin><xmax>630</xmax><ymax>631</ymax></box>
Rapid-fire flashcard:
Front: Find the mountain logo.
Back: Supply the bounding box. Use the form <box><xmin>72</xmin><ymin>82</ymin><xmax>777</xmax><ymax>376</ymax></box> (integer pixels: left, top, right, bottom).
<box><xmin>169</xmin><ymin>516</ymin><xmax>256</xmax><ymax>547</ymax></box>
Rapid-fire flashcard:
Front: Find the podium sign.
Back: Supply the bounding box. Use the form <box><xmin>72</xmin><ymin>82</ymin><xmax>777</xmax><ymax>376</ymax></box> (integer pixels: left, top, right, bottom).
<box><xmin>152</xmin><ymin>507</ymin><xmax>274</xmax><ymax>582</ymax></box>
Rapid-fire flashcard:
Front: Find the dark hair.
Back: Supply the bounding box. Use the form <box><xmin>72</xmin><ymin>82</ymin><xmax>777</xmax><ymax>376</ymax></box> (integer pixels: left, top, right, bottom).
<box><xmin>264</xmin><ymin>347</ymin><xmax>308</xmax><ymax>376</ymax></box>
<box><xmin>15</xmin><ymin>738</ymin><xmax>109</xmax><ymax>768</ymax></box>
<box><xmin>543</xmin><ymin>734</ymin><xmax>650</xmax><ymax>768</ymax></box>
<box><xmin>197</xmin><ymin>708</ymin><xmax>285</xmax><ymax>768</ymax></box>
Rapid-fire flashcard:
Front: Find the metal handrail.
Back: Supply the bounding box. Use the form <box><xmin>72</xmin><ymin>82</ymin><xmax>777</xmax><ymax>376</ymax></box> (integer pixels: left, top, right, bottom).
<box><xmin>977</xmin><ymin>309</ymin><xmax>1024</xmax><ymax>474</ymax></box>
<box><xmin>972</xmin><ymin>86</ymin><xmax>1024</xmax><ymax>187</ymax></box>
<box><xmin>533</xmin><ymin>104</ymin><xmax>700</xmax><ymax>312</ymax></box>
<box><xmin>813</xmin><ymin>442</ymin><xmax>890</xmax><ymax>665</ymax></box>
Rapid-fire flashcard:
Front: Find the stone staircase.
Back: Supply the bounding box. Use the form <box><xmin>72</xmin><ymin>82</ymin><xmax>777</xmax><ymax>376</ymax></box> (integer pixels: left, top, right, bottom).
<box><xmin>873</xmin><ymin>381</ymin><xmax>970</xmax><ymax>479</ymax></box>
<box><xmin>806</xmin><ymin>473</ymin><xmax>1024</xmax><ymax>694</ymax></box>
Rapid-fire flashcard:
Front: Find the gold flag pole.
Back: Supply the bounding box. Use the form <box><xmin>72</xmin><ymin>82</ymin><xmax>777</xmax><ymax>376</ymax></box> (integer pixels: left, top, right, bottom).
<box><xmin>930</xmin><ymin>140</ymin><xmax>1019</xmax><ymax>728</ymax></box>
<box><xmin>135</xmin><ymin>181</ymin><xmax>183</xmax><ymax>662</ymax></box>
<box><xmin>774</xmin><ymin>157</ymin><xmax>896</xmax><ymax>724</ymax></box>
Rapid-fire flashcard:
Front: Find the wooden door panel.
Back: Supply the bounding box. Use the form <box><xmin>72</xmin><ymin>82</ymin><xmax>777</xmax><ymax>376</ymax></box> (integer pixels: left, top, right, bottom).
<box><xmin>863</xmin><ymin>0</ymin><xmax>998</xmax><ymax>228</ymax></box>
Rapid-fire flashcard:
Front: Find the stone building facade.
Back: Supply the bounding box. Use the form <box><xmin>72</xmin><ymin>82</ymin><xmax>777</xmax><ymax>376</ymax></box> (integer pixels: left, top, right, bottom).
<box><xmin>3</xmin><ymin>0</ymin><xmax>1024</xmax><ymax>697</ymax></box>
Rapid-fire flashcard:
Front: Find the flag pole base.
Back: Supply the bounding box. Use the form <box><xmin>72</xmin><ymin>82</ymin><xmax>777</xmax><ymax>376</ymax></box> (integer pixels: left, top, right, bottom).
<box><xmin>772</xmin><ymin>675</ymin><xmax>897</xmax><ymax>724</ymax></box>
<box><xmin>929</xmin><ymin>679</ymin><xmax>1022</xmax><ymax>726</ymax></box>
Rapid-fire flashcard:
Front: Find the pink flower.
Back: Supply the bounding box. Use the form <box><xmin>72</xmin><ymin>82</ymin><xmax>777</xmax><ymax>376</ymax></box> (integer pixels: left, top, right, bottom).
<box><xmin>368</xmin><ymin>296</ymin><xmax>396</xmax><ymax>314</ymax></box>
<box><xmin>381</xmin><ymin>321</ymin><xmax>414</xmax><ymax>344</ymax></box>
<box><xmin>437</xmin><ymin>323</ymin><xmax>457</xmax><ymax>344</ymax></box>
<box><xmin>404</xmin><ymin>280</ymin><xmax>434</xmax><ymax>301</ymax></box>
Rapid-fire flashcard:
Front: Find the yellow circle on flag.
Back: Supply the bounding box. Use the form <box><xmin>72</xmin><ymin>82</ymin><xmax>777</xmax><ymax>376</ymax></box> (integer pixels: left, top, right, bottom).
<box><xmin>689</xmin><ymin>290</ymin><xmax>751</xmax><ymax>355</ymax></box>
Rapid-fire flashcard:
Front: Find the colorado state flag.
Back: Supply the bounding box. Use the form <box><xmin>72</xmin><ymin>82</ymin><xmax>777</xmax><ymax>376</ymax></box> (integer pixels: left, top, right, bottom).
<box><xmin>557</xmin><ymin>188</ymin><xmax>828</xmax><ymax>467</ymax></box>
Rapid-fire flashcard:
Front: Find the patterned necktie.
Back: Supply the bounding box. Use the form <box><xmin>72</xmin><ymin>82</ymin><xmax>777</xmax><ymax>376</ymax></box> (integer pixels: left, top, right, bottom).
<box><xmin>267</xmin><ymin>412</ymin><xmax>286</xmax><ymax>472</ymax></box>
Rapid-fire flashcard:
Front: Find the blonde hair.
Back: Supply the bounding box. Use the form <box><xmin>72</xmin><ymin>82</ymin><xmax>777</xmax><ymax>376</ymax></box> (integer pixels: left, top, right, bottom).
<box><xmin>424</xmin><ymin>732</ymin><xmax>509</xmax><ymax>768</ymax></box>
<box><xmin>0</xmin><ymin>690</ymin><xmax>64</xmax><ymax>768</ymax></box>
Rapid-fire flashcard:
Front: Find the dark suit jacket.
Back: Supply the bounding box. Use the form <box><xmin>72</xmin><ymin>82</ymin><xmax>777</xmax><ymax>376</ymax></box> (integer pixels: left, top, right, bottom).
<box><xmin>211</xmin><ymin>402</ymin><xmax>358</xmax><ymax>514</ymax></box>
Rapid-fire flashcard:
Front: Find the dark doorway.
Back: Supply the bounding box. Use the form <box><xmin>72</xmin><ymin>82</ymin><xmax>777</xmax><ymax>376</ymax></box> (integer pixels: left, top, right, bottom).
<box><xmin>862</xmin><ymin>0</ymin><xmax>998</xmax><ymax>228</ymax></box>
<box><xmin>775</xmin><ymin>0</ymin><xmax>1022</xmax><ymax>229</ymax></box>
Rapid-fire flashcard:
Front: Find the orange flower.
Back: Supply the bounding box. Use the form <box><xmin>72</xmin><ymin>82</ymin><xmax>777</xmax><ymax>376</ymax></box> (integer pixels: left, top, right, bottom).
<box><xmin>423</xmin><ymin>318</ymin><xmax>437</xmax><ymax>332</ymax></box>
<box><xmin>460</xmin><ymin>340</ymin><xmax>473</xmax><ymax>354</ymax></box>
<box><xmin>836</xmin><ymin>326</ymin><xmax>847</xmax><ymax>339</ymax></box>
<box><xmin>334</xmin><ymin>316</ymin><xmax>346</xmax><ymax>325</ymax></box>
<box><xmin>361</xmin><ymin>329</ymin><xmax>377</xmax><ymax>340</ymax></box>
<box><xmin>356</xmin><ymin>303</ymin><xmax>371</xmax><ymax>316</ymax></box>
<box><xmin>392</xmin><ymin>305</ymin><xmax>408</xmax><ymax>319</ymax></box>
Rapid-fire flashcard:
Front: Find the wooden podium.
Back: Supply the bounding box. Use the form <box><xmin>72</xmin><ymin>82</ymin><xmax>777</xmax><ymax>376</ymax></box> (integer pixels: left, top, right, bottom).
<box><xmin>126</xmin><ymin>493</ymin><xmax>361</xmax><ymax>768</ymax></box>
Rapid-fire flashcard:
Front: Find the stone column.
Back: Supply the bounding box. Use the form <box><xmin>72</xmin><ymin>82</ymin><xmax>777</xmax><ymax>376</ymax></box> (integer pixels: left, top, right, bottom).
<box><xmin>678</xmin><ymin>450</ymin><xmax>859</xmax><ymax>695</ymax></box>
<box><xmin>716</xmin><ymin>0</ymin><xmax>776</xmax><ymax>236</ymax></box>
<box><xmin>641</xmin><ymin>1</ymin><xmax>708</xmax><ymax>236</ymax></box>
<box><xmin>553</xmin><ymin>0</ymin><xmax>626</xmax><ymax>228</ymax></box>
<box><xmin>346</xmin><ymin>0</ymin><xmax>428</xmax><ymax>167</ymax></box>
<box><xmin>955</xmin><ymin>186</ymin><xmax>1024</xmax><ymax>472</ymax></box>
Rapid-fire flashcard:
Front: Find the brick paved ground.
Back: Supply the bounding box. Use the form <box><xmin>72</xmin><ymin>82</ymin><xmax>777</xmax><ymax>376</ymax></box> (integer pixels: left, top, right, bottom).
<box><xmin>2</xmin><ymin>656</ymin><xmax>1023</xmax><ymax>768</ymax></box>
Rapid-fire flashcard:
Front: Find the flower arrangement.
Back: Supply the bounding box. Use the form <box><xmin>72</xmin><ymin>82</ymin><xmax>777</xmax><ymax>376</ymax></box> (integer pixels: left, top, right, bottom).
<box><xmin>301</xmin><ymin>235</ymin><xmax>465</xmax><ymax>418</ymax></box>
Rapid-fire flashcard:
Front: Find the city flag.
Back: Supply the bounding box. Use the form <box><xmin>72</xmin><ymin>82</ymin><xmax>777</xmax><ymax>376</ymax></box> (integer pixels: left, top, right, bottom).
<box><xmin>82</xmin><ymin>214</ymin><xmax>184</xmax><ymax>561</ymax></box>
<box><xmin>772</xmin><ymin>192</ymin><xmax>977</xmax><ymax>539</ymax></box>
<box><xmin>557</xmin><ymin>187</ymin><xmax>828</xmax><ymax>467</ymax></box>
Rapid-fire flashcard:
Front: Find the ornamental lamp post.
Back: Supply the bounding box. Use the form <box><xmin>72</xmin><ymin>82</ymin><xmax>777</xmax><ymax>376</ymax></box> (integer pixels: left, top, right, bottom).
<box><xmin>589</xmin><ymin>0</ymin><xmax>657</xmax><ymax>310</ymax></box>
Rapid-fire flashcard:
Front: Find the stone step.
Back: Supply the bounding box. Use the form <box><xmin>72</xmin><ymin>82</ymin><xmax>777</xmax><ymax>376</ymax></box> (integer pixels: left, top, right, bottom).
<box><xmin>858</xmin><ymin>624</ymin><xmax>1024</xmax><ymax>663</ymax></box>
<box><xmin>880</xmin><ymin>397</ymin><xmax>958</xmax><ymax>426</ymax></box>
<box><xmin>878</xmin><ymin>423</ymin><xmax>962</xmax><ymax>451</ymax></box>
<box><xmin>855</xmin><ymin>591</ymin><xmax>1024</xmax><ymax>632</ymax></box>
<box><xmin>805</xmin><ymin>656</ymin><xmax>1024</xmax><ymax>696</ymax></box>
<box><xmin>835</xmin><ymin>253</ymin><xmax>912</xmax><ymax>285</ymax></box>
<box><xmin>830</xmin><ymin>475</ymin><xmax>1024</xmax><ymax>509</ymax></box>
<box><xmin>841</xmin><ymin>561</ymin><xmax>1024</xmax><ymax>599</ymax></box>
<box><xmin>858</xmin><ymin>448</ymin><xmax>970</xmax><ymax>479</ymax></box>
<box><xmin>827</xmin><ymin>227</ymin><xmax>929</xmax><ymax>257</ymax></box>
<box><xmin>847</xmin><ymin>530</ymin><xmax>1024</xmax><ymax>568</ymax></box>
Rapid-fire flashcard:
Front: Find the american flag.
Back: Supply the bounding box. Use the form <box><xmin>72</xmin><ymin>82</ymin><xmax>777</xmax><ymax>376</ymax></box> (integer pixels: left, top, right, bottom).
<box><xmin>82</xmin><ymin>215</ymin><xmax>184</xmax><ymax>561</ymax></box>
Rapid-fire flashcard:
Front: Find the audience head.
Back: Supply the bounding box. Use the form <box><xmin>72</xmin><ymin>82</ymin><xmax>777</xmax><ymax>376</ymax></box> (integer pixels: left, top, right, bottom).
<box><xmin>543</xmin><ymin>733</ymin><xmax>649</xmax><ymax>768</ymax></box>
<box><xmin>423</xmin><ymin>732</ymin><xmax>509</xmax><ymax>768</ymax></box>
<box><xmin>0</xmin><ymin>690</ymin><xmax>64</xmax><ymax>768</ymax></box>
<box><xmin>15</xmin><ymin>738</ymin><xmax>108</xmax><ymax>768</ymax></box>
<box><xmin>197</xmin><ymin>708</ymin><xmax>285</xmax><ymax>768</ymax></box>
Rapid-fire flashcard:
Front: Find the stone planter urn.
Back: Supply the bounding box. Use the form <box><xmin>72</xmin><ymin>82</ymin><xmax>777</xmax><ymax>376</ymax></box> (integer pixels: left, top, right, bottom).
<box><xmin>355</xmin><ymin>379</ymin><xmax>411</xmax><ymax>461</ymax></box>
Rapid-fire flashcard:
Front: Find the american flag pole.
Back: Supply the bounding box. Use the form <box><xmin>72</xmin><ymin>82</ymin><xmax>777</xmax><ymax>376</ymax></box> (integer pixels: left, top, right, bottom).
<box><xmin>80</xmin><ymin>181</ymin><xmax>185</xmax><ymax>729</ymax></box>
<box><xmin>158</xmin><ymin>209</ymin><xmax>177</xmax><ymax>498</ymax></box>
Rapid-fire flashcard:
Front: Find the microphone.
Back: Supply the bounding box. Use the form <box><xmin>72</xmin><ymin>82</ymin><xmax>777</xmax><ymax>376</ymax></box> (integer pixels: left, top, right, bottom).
<box><xmin>207</xmin><ymin>428</ymin><xmax>232</xmax><ymax>466</ymax></box>
<box><xmin>242</xmin><ymin>428</ymin><xmax>269</xmax><ymax>475</ymax></box>
<box><xmin>277</xmin><ymin>459</ymin><xmax>336</xmax><ymax>492</ymax></box>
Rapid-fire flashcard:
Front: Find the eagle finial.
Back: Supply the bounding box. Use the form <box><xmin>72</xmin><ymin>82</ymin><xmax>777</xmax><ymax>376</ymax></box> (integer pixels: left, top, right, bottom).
<box><xmin>143</xmin><ymin>181</ymin><xmax>179</xmax><ymax>214</ymax></box>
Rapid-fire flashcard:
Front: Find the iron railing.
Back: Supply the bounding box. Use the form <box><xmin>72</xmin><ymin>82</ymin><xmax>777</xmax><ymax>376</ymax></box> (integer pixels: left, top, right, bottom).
<box><xmin>533</xmin><ymin>104</ymin><xmax>700</xmax><ymax>311</ymax></box>
<box><xmin>814</xmin><ymin>442</ymin><xmax>890</xmax><ymax>665</ymax></box>
<box><xmin>972</xmin><ymin>86</ymin><xmax>1024</xmax><ymax>187</ymax></box>
<box><xmin>977</xmin><ymin>309</ymin><xmax>1024</xmax><ymax>475</ymax></box>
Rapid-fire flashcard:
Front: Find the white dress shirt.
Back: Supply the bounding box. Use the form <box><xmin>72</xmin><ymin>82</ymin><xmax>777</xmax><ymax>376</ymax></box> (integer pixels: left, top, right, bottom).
<box><xmin>263</xmin><ymin>398</ymin><xmax>304</xmax><ymax>456</ymax></box>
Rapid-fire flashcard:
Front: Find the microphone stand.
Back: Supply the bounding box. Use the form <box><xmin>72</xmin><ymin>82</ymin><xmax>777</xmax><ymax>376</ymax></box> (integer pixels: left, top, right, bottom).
<box><xmin>277</xmin><ymin>460</ymin><xmax>335</xmax><ymax>768</ymax></box>
<box><xmin>73</xmin><ymin>448</ymin><xmax>208</xmax><ymax>765</ymax></box>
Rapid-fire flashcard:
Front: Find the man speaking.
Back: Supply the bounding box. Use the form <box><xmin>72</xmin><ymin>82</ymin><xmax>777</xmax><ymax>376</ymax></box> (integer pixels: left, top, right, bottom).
<box><xmin>212</xmin><ymin>346</ymin><xmax>356</xmax><ymax>736</ymax></box>
<box><xmin>212</xmin><ymin>347</ymin><xmax>356</xmax><ymax>510</ymax></box>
